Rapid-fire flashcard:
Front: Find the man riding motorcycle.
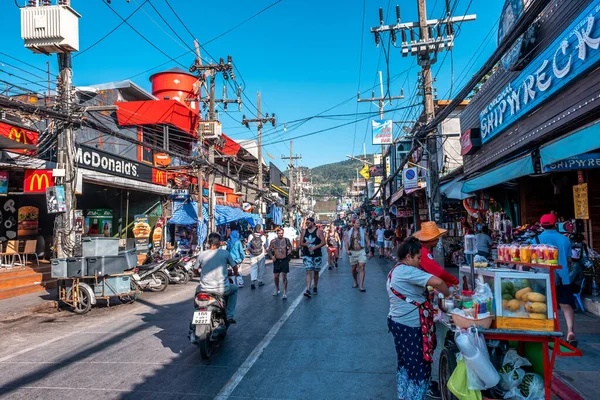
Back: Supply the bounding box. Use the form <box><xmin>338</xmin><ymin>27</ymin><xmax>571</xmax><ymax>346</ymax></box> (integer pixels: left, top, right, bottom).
<box><xmin>195</xmin><ymin>232</ymin><xmax>239</xmax><ymax>324</ymax></box>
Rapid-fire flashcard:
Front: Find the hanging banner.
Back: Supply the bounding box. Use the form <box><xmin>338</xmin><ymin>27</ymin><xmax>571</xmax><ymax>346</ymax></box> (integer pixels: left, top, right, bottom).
<box><xmin>0</xmin><ymin>172</ymin><xmax>8</xmax><ymax>196</ymax></box>
<box><xmin>573</xmin><ymin>183</ymin><xmax>589</xmax><ymax>219</ymax></box>
<box><xmin>133</xmin><ymin>214</ymin><xmax>151</xmax><ymax>265</ymax></box>
<box><xmin>372</xmin><ymin>120</ymin><xmax>393</xmax><ymax>145</ymax></box>
<box><xmin>403</xmin><ymin>167</ymin><xmax>418</xmax><ymax>189</ymax></box>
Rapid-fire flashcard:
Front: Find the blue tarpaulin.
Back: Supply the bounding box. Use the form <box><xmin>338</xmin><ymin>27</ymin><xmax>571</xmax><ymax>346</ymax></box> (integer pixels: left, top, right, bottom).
<box><xmin>169</xmin><ymin>201</ymin><xmax>256</xmax><ymax>227</ymax></box>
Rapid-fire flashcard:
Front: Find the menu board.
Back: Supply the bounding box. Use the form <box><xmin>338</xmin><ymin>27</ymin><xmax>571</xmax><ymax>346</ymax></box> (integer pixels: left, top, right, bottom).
<box><xmin>573</xmin><ymin>183</ymin><xmax>589</xmax><ymax>219</ymax></box>
<box><xmin>133</xmin><ymin>214</ymin><xmax>151</xmax><ymax>265</ymax></box>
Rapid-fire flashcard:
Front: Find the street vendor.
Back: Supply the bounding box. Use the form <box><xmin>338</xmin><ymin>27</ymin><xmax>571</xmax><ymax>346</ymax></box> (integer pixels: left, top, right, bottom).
<box><xmin>414</xmin><ymin>221</ymin><xmax>460</xmax><ymax>287</ymax></box>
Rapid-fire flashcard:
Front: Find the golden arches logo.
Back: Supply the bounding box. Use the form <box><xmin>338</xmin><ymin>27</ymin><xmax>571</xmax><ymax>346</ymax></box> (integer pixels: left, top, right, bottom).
<box><xmin>8</xmin><ymin>127</ymin><xmax>28</xmax><ymax>144</ymax></box>
<box><xmin>29</xmin><ymin>173</ymin><xmax>49</xmax><ymax>191</ymax></box>
<box><xmin>154</xmin><ymin>169</ymin><xmax>166</xmax><ymax>185</ymax></box>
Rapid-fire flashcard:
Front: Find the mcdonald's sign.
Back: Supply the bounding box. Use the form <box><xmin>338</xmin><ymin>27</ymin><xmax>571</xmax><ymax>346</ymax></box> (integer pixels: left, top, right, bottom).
<box><xmin>0</xmin><ymin>121</ymin><xmax>39</xmax><ymax>154</ymax></box>
<box><xmin>152</xmin><ymin>168</ymin><xmax>167</xmax><ymax>186</ymax></box>
<box><xmin>24</xmin><ymin>169</ymin><xmax>53</xmax><ymax>193</ymax></box>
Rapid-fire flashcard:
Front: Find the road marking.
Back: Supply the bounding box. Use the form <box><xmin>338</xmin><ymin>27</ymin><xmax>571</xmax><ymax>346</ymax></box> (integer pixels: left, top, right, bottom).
<box><xmin>214</xmin><ymin>264</ymin><xmax>327</xmax><ymax>400</ymax></box>
<box><xmin>0</xmin><ymin>287</ymin><xmax>191</xmax><ymax>363</ymax></box>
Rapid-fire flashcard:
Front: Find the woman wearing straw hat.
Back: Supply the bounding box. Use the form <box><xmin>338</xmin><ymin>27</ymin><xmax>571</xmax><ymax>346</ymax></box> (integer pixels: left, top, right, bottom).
<box><xmin>413</xmin><ymin>221</ymin><xmax>459</xmax><ymax>287</ymax></box>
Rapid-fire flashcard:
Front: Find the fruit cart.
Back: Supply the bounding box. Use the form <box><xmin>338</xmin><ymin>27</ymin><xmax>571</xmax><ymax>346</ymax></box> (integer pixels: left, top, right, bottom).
<box><xmin>57</xmin><ymin>271</ymin><xmax>141</xmax><ymax>314</ymax></box>
<box><xmin>438</xmin><ymin>260</ymin><xmax>583</xmax><ymax>400</ymax></box>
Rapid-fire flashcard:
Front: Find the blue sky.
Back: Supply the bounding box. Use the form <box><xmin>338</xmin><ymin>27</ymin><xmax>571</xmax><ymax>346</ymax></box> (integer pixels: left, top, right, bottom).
<box><xmin>1</xmin><ymin>0</ymin><xmax>505</xmax><ymax>169</ymax></box>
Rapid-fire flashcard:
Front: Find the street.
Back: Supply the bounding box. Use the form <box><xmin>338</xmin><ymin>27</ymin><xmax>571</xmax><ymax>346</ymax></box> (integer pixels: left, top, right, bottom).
<box><xmin>0</xmin><ymin>254</ymin><xmax>397</xmax><ymax>400</ymax></box>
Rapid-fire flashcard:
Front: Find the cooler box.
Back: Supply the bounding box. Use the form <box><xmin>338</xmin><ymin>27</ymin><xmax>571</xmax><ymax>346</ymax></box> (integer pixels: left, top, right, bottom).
<box><xmin>82</xmin><ymin>237</ymin><xmax>119</xmax><ymax>257</ymax></box>
<box><xmin>51</xmin><ymin>258</ymin><xmax>87</xmax><ymax>278</ymax></box>
<box><xmin>87</xmin><ymin>255</ymin><xmax>127</xmax><ymax>276</ymax></box>
<box><xmin>119</xmin><ymin>248</ymin><xmax>137</xmax><ymax>270</ymax></box>
<box><xmin>94</xmin><ymin>275</ymin><xmax>131</xmax><ymax>296</ymax></box>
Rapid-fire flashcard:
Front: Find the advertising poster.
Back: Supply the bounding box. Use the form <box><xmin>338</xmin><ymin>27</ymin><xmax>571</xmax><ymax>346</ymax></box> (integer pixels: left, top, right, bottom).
<box><xmin>372</xmin><ymin>120</ymin><xmax>393</xmax><ymax>145</ymax></box>
<box><xmin>152</xmin><ymin>217</ymin><xmax>165</xmax><ymax>250</ymax></box>
<box><xmin>0</xmin><ymin>198</ymin><xmax>17</xmax><ymax>240</ymax></box>
<box><xmin>0</xmin><ymin>172</ymin><xmax>8</xmax><ymax>196</ymax></box>
<box><xmin>17</xmin><ymin>206</ymin><xmax>39</xmax><ymax>237</ymax></box>
<box><xmin>84</xmin><ymin>209</ymin><xmax>113</xmax><ymax>237</ymax></box>
<box><xmin>133</xmin><ymin>214</ymin><xmax>151</xmax><ymax>265</ymax></box>
<box><xmin>45</xmin><ymin>185</ymin><xmax>66</xmax><ymax>214</ymax></box>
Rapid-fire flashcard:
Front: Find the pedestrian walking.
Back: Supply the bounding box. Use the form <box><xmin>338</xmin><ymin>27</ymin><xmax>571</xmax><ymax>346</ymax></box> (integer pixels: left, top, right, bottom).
<box><xmin>376</xmin><ymin>223</ymin><xmax>385</xmax><ymax>258</ymax></box>
<box><xmin>384</xmin><ymin>225</ymin><xmax>395</xmax><ymax>259</ymax></box>
<box><xmin>387</xmin><ymin>237</ymin><xmax>449</xmax><ymax>400</ymax></box>
<box><xmin>267</xmin><ymin>227</ymin><xmax>292</xmax><ymax>299</ymax></box>
<box><xmin>227</xmin><ymin>230</ymin><xmax>246</xmax><ymax>287</ymax></box>
<box><xmin>369</xmin><ymin>228</ymin><xmax>377</xmax><ymax>258</ymax></box>
<box><xmin>536</xmin><ymin>213</ymin><xmax>577</xmax><ymax>345</ymax></box>
<box><xmin>326</xmin><ymin>223</ymin><xmax>341</xmax><ymax>269</ymax></box>
<box><xmin>247</xmin><ymin>224</ymin><xmax>267</xmax><ymax>289</ymax></box>
<box><xmin>300</xmin><ymin>217</ymin><xmax>326</xmax><ymax>298</ymax></box>
<box><xmin>345</xmin><ymin>219</ymin><xmax>370</xmax><ymax>292</ymax></box>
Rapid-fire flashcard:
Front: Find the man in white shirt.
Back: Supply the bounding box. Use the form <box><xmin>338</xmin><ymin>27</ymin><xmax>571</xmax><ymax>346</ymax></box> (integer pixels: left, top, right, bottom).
<box><xmin>247</xmin><ymin>225</ymin><xmax>267</xmax><ymax>289</ymax></box>
<box><xmin>376</xmin><ymin>224</ymin><xmax>385</xmax><ymax>259</ymax></box>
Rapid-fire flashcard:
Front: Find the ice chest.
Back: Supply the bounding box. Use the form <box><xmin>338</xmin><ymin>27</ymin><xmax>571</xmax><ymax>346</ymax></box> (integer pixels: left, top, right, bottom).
<box><xmin>86</xmin><ymin>255</ymin><xmax>127</xmax><ymax>276</ymax></box>
<box><xmin>82</xmin><ymin>237</ymin><xmax>119</xmax><ymax>257</ymax></box>
<box><xmin>51</xmin><ymin>257</ymin><xmax>87</xmax><ymax>278</ymax></box>
<box><xmin>119</xmin><ymin>248</ymin><xmax>137</xmax><ymax>270</ymax></box>
<box><xmin>94</xmin><ymin>275</ymin><xmax>131</xmax><ymax>296</ymax></box>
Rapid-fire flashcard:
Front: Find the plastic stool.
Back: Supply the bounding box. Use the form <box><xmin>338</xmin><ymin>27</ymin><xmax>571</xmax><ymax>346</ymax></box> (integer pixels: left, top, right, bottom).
<box><xmin>573</xmin><ymin>277</ymin><xmax>586</xmax><ymax>311</ymax></box>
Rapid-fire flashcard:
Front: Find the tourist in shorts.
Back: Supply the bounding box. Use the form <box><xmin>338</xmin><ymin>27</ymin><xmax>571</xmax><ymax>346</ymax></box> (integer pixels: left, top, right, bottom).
<box><xmin>346</xmin><ymin>219</ymin><xmax>371</xmax><ymax>292</ymax></box>
<box><xmin>300</xmin><ymin>217</ymin><xmax>326</xmax><ymax>298</ymax></box>
<box><xmin>267</xmin><ymin>227</ymin><xmax>292</xmax><ymax>299</ymax></box>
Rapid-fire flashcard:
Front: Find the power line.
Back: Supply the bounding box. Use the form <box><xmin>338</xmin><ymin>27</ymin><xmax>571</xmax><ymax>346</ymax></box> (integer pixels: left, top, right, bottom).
<box><xmin>352</xmin><ymin>0</ymin><xmax>367</xmax><ymax>157</ymax></box>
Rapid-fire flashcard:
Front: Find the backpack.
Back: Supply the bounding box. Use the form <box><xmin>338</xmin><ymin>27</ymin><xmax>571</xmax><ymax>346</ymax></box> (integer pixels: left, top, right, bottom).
<box><xmin>249</xmin><ymin>234</ymin><xmax>264</xmax><ymax>256</ymax></box>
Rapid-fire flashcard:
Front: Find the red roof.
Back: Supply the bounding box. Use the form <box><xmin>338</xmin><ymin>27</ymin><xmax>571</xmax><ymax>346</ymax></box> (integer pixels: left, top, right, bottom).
<box><xmin>219</xmin><ymin>134</ymin><xmax>241</xmax><ymax>155</ymax></box>
<box><xmin>115</xmin><ymin>100</ymin><xmax>199</xmax><ymax>137</ymax></box>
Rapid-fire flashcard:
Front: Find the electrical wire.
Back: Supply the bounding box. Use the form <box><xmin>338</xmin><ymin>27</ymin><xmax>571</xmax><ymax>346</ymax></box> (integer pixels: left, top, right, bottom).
<box><xmin>352</xmin><ymin>0</ymin><xmax>367</xmax><ymax>157</ymax></box>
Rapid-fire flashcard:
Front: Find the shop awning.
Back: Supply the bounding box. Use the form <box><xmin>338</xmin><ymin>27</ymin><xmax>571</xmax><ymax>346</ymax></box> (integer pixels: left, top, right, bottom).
<box><xmin>169</xmin><ymin>201</ymin><xmax>203</xmax><ymax>225</ymax></box>
<box><xmin>540</xmin><ymin>121</ymin><xmax>600</xmax><ymax>169</ymax></box>
<box><xmin>440</xmin><ymin>177</ymin><xmax>474</xmax><ymax>200</ymax></box>
<box><xmin>462</xmin><ymin>154</ymin><xmax>534</xmax><ymax>193</ymax></box>
<box><xmin>169</xmin><ymin>200</ymin><xmax>256</xmax><ymax>227</ymax></box>
<box><xmin>79</xmin><ymin>169</ymin><xmax>172</xmax><ymax>195</ymax></box>
<box><xmin>115</xmin><ymin>100</ymin><xmax>199</xmax><ymax>137</ymax></box>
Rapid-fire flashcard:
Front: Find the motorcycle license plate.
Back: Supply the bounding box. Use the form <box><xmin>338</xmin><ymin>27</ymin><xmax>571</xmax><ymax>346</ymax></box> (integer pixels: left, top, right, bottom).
<box><xmin>192</xmin><ymin>311</ymin><xmax>212</xmax><ymax>325</ymax></box>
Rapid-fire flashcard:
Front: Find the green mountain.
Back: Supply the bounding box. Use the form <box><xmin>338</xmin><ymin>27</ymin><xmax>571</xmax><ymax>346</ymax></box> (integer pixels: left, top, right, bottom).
<box><xmin>307</xmin><ymin>155</ymin><xmax>374</xmax><ymax>198</ymax></box>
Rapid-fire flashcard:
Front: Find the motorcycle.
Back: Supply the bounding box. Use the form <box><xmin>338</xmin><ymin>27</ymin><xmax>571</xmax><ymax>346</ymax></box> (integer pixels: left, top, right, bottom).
<box><xmin>132</xmin><ymin>258</ymin><xmax>176</xmax><ymax>292</ymax></box>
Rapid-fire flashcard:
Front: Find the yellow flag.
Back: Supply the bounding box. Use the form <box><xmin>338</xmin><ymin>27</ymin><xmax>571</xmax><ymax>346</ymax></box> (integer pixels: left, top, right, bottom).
<box><xmin>359</xmin><ymin>164</ymin><xmax>370</xmax><ymax>180</ymax></box>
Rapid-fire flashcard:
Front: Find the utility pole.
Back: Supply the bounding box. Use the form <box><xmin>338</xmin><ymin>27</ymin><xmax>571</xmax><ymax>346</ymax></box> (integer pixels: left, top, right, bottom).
<box><xmin>190</xmin><ymin>52</ymin><xmax>240</xmax><ymax>233</ymax></box>
<box><xmin>282</xmin><ymin>141</ymin><xmax>302</xmax><ymax>227</ymax></box>
<box><xmin>241</xmin><ymin>92</ymin><xmax>276</xmax><ymax>220</ymax></box>
<box><xmin>357</xmin><ymin>71</ymin><xmax>404</xmax><ymax>213</ymax></box>
<box><xmin>370</xmin><ymin>2</ymin><xmax>475</xmax><ymax>224</ymax></box>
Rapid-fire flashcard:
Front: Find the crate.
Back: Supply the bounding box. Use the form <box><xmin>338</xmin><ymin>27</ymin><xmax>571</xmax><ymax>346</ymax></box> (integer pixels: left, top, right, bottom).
<box><xmin>82</xmin><ymin>237</ymin><xmax>119</xmax><ymax>257</ymax></box>
<box><xmin>119</xmin><ymin>248</ymin><xmax>137</xmax><ymax>270</ymax></box>
<box><xmin>86</xmin><ymin>255</ymin><xmax>127</xmax><ymax>276</ymax></box>
<box><xmin>51</xmin><ymin>257</ymin><xmax>87</xmax><ymax>278</ymax></box>
<box><xmin>94</xmin><ymin>275</ymin><xmax>131</xmax><ymax>297</ymax></box>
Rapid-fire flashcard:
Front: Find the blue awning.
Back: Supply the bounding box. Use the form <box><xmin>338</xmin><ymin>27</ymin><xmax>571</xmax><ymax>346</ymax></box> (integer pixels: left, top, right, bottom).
<box><xmin>540</xmin><ymin>121</ymin><xmax>600</xmax><ymax>169</ymax></box>
<box><xmin>463</xmin><ymin>154</ymin><xmax>534</xmax><ymax>193</ymax></box>
<box><xmin>169</xmin><ymin>201</ymin><xmax>257</xmax><ymax>227</ymax></box>
<box><xmin>169</xmin><ymin>201</ymin><xmax>202</xmax><ymax>225</ymax></box>
<box><xmin>440</xmin><ymin>177</ymin><xmax>474</xmax><ymax>200</ymax></box>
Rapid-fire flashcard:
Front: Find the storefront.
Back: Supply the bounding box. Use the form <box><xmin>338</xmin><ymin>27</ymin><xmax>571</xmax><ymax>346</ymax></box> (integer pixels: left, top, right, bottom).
<box><xmin>458</xmin><ymin>0</ymin><xmax>600</xmax><ymax>251</ymax></box>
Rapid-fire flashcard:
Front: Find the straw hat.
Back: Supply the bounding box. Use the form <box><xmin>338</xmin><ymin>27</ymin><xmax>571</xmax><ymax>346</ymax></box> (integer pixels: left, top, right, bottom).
<box><xmin>414</xmin><ymin>221</ymin><xmax>447</xmax><ymax>242</ymax></box>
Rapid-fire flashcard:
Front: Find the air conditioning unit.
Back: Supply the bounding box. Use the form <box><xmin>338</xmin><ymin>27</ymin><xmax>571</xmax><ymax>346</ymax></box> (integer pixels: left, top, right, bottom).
<box><xmin>21</xmin><ymin>5</ymin><xmax>80</xmax><ymax>54</ymax></box>
<box><xmin>199</xmin><ymin>121</ymin><xmax>222</xmax><ymax>140</ymax></box>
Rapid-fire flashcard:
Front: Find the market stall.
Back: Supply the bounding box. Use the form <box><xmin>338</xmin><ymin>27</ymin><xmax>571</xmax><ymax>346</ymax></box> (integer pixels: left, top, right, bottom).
<box><xmin>437</xmin><ymin>240</ymin><xmax>582</xmax><ymax>400</ymax></box>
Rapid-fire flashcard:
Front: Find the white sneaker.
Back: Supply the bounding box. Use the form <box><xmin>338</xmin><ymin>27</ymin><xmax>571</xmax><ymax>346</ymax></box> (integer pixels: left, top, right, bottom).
<box><xmin>273</xmin><ymin>290</ymin><xmax>280</xmax><ymax>296</ymax></box>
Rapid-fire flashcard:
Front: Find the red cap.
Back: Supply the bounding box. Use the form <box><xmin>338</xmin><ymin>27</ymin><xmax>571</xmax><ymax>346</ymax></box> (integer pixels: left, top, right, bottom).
<box><xmin>540</xmin><ymin>214</ymin><xmax>557</xmax><ymax>226</ymax></box>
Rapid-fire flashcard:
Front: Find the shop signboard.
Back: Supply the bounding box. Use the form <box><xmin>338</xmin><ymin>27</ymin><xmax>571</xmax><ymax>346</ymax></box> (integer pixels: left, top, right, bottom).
<box><xmin>24</xmin><ymin>169</ymin><xmax>53</xmax><ymax>193</ymax></box>
<box><xmin>45</xmin><ymin>185</ymin><xmax>66</xmax><ymax>214</ymax></box>
<box><xmin>170</xmin><ymin>189</ymin><xmax>189</xmax><ymax>200</ymax></box>
<box><xmin>460</xmin><ymin>128</ymin><xmax>481</xmax><ymax>156</ymax></box>
<box><xmin>0</xmin><ymin>172</ymin><xmax>8</xmax><ymax>196</ymax></box>
<box><xmin>573</xmin><ymin>183</ymin><xmax>589</xmax><ymax>219</ymax></box>
<box><xmin>0</xmin><ymin>121</ymin><xmax>38</xmax><ymax>154</ymax></box>
<box><xmin>403</xmin><ymin>167</ymin><xmax>418</xmax><ymax>189</ymax></box>
<box><xmin>133</xmin><ymin>214</ymin><xmax>151</xmax><ymax>265</ymax></box>
<box><xmin>269</xmin><ymin>162</ymin><xmax>289</xmax><ymax>190</ymax></box>
<box><xmin>543</xmin><ymin>152</ymin><xmax>600</xmax><ymax>172</ymax></box>
<box><xmin>397</xmin><ymin>209</ymin><xmax>414</xmax><ymax>218</ymax></box>
<box><xmin>372</xmin><ymin>120</ymin><xmax>393</xmax><ymax>145</ymax></box>
<box><xmin>480</xmin><ymin>0</ymin><xmax>600</xmax><ymax>144</ymax></box>
<box><xmin>75</xmin><ymin>144</ymin><xmax>167</xmax><ymax>186</ymax></box>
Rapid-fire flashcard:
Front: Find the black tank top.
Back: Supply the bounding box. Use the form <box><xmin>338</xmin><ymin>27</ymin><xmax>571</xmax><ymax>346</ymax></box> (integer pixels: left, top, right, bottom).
<box><xmin>303</xmin><ymin>228</ymin><xmax>322</xmax><ymax>257</ymax></box>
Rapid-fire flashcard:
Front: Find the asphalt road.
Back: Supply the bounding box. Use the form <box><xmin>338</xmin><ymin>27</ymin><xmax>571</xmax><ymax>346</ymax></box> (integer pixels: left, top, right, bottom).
<box><xmin>0</xmin><ymin>252</ymin><xmax>398</xmax><ymax>400</ymax></box>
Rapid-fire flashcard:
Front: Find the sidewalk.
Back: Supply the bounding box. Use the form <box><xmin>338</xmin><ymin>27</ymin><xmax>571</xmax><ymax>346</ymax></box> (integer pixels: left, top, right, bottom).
<box><xmin>0</xmin><ymin>287</ymin><xmax>58</xmax><ymax>322</ymax></box>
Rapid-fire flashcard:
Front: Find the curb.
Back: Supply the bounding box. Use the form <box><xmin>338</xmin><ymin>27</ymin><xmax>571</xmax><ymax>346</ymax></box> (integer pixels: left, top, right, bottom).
<box><xmin>552</xmin><ymin>374</ymin><xmax>586</xmax><ymax>400</ymax></box>
<box><xmin>0</xmin><ymin>300</ymin><xmax>59</xmax><ymax>323</ymax></box>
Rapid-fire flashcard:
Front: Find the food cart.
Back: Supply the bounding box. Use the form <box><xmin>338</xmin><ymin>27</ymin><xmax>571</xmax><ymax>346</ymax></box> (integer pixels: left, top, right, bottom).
<box><xmin>438</xmin><ymin>243</ymin><xmax>583</xmax><ymax>400</ymax></box>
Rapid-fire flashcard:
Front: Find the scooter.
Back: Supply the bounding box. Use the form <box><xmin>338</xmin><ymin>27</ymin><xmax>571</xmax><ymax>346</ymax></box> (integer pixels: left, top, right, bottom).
<box><xmin>132</xmin><ymin>258</ymin><xmax>175</xmax><ymax>292</ymax></box>
<box><xmin>166</xmin><ymin>258</ymin><xmax>190</xmax><ymax>284</ymax></box>
<box><xmin>189</xmin><ymin>288</ymin><xmax>229</xmax><ymax>359</ymax></box>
